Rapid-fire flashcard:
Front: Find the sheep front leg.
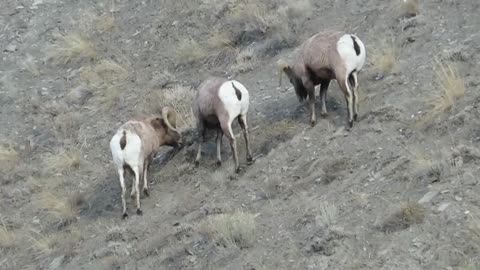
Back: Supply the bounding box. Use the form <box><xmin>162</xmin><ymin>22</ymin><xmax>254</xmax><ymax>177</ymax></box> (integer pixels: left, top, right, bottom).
<box><xmin>143</xmin><ymin>158</ymin><xmax>150</xmax><ymax>197</ymax></box>
<box><xmin>238</xmin><ymin>114</ymin><xmax>253</xmax><ymax>164</ymax></box>
<box><xmin>319</xmin><ymin>80</ymin><xmax>330</xmax><ymax>117</ymax></box>
<box><xmin>118</xmin><ymin>168</ymin><xmax>128</xmax><ymax>219</ymax></box>
<box><xmin>305</xmin><ymin>82</ymin><xmax>316</xmax><ymax>127</ymax></box>
<box><xmin>216</xmin><ymin>129</ymin><xmax>223</xmax><ymax>166</ymax></box>
<box><xmin>195</xmin><ymin>121</ymin><xmax>206</xmax><ymax>167</ymax></box>
<box><xmin>351</xmin><ymin>72</ymin><xmax>359</xmax><ymax>122</ymax></box>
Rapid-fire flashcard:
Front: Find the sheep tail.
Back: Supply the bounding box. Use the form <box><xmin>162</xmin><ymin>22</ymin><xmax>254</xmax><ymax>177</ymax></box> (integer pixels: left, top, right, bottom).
<box><xmin>120</xmin><ymin>130</ymin><xmax>127</xmax><ymax>150</ymax></box>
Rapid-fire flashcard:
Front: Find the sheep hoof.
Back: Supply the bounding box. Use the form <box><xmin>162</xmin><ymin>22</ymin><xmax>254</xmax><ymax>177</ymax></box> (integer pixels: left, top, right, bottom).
<box><xmin>347</xmin><ymin>120</ymin><xmax>354</xmax><ymax>130</ymax></box>
<box><xmin>216</xmin><ymin>161</ymin><xmax>222</xmax><ymax>167</ymax></box>
<box><xmin>353</xmin><ymin>114</ymin><xmax>358</xmax><ymax>122</ymax></box>
<box><xmin>310</xmin><ymin>120</ymin><xmax>317</xmax><ymax>127</ymax></box>
<box><xmin>143</xmin><ymin>189</ymin><xmax>149</xmax><ymax>197</ymax></box>
<box><xmin>136</xmin><ymin>209</ymin><xmax>143</xmax><ymax>215</ymax></box>
<box><xmin>246</xmin><ymin>156</ymin><xmax>253</xmax><ymax>164</ymax></box>
<box><xmin>235</xmin><ymin>167</ymin><xmax>241</xmax><ymax>174</ymax></box>
<box><xmin>320</xmin><ymin>111</ymin><xmax>328</xmax><ymax>117</ymax></box>
<box><xmin>122</xmin><ymin>213</ymin><xmax>128</xmax><ymax>219</ymax></box>
<box><xmin>195</xmin><ymin>160</ymin><xmax>200</xmax><ymax>167</ymax></box>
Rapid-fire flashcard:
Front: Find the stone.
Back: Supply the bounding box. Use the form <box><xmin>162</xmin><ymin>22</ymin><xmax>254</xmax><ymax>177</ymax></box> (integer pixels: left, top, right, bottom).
<box><xmin>66</xmin><ymin>84</ymin><xmax>92</xmax><ymax>105</ymax></box>
<box><xmin>418</xmin><ymin>191</ymin><xmax>439</xmax><ymax>204</ymax></box>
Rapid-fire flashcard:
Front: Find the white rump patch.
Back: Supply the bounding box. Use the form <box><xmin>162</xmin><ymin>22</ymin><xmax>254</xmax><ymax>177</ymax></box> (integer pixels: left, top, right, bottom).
<box><xmin>337</xmin><ymin>34</ymin><xmax>366</xmax><ymax>74</ymax></box>
<box><xmin>218</xmin><ymin>80</ymin><xmax>250</xmax><ymax>123</ymax></box>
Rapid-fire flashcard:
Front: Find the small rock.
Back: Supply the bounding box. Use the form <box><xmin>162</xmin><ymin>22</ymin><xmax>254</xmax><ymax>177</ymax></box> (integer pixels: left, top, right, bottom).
<box><xmin>172</xmin><ymin>20</ymin><xmax>179</xmax><ymax>27</ymax></box>
<box><xmin>5</xmin><ymin>44</ymin><xmax>17</xmax><ymax>52</ymax></box>
<box><xmin>437</xmin><ymin>202</ymin><xmax>450</xmax><ymax>212</ymax></box>
<box><xmin>455</xmin><ymin>196</ymin><xmax>462</xmax><ymax>202</ymax></box>
<box><xmin>194</xmin><ymin>182</ymin><xmax>200</xmax><ymax>188</ymax></box>
<box><xmin>418</xmin><ymin>191</ymin><xmax>439</xmax><ymax>204</ymax></box>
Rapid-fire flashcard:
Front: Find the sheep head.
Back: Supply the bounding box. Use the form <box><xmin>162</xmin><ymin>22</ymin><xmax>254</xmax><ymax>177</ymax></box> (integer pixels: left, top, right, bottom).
<box><xmin>150</xmin><ymin>107</ymin><xmax>183</xmax><ymax>148</ymax></box>
<box><xmin>277</xmin><ymin>59</ymin><xmax>294</xmax><ymax>87</ymax></box>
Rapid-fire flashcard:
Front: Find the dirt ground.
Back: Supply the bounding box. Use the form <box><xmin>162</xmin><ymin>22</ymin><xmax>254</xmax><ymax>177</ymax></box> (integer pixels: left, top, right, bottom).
<box><xmin>1</xmin><ymin>0</ymin><xmax>480</xmax><ymax>269</ymax></box>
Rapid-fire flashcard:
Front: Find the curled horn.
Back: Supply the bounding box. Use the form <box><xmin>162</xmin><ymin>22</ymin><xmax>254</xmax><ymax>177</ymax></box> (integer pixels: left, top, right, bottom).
<box><xmin>277</xmin><ymin>59</ymin><xmax>289</xmax><ymax>87</ymax></box>
<box><xmin>161</xmin><ymin>107</ymin><xmax>178</xmax><ymax>132</ymax></box>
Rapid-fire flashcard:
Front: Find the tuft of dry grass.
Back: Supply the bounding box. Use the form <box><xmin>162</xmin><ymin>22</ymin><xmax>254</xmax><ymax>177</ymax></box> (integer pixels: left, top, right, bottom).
<box><xmin>43</xmin><ymin>148</ymin><xmax>82</xmax><ymax>174</ymax></box>
<box><xmin>81</xmin><ymin>59</ymin><xmax>129</xmax><ymax>89</ymax></box>
<box><xmin>47</xmin><ymin>32</ymin><xmax>96</xmax><ymax>65</ymax></box>
<box><xmin>229</xmin><ymin>0</ymin><xmax>282</xmax><ymax>34</ymax></box>
<box><xmin>176</xmin><ymin>38</ymin><xmax>207</xmax><ymax>64</ymax></box>
<box><xmin>200</xmin><ymin>210</ymin><xmax>257</xmax><ymax>249</ymax></box>
<box><xmin>28</xmin><ymin>232</ymin><xmax>59</xmax><ymax>257</ymax></box>
<box><xmin>370</xmin><ymin>37</ymin><xmax>400</xmax><ymax>73</ymax></box>
<box><xmin>231</xmin><ymin>47</ymin><xmax>256</xmax><ymax>73</ymax></box>
<box><xmin>422</xmin><ymin>59</ymin><xmax>465</xmax><ymax>121</ymax></box>
<box><xmin>401</xmin><ymin>0</ymin><xmax>420</xmax><ymax>17</ymax></box>
<box><xmin>38</xmin><ymin>192</ymin><xmax>84</xmax><ymax>225</ymax></box>
<box><xmin>316</xmin><ymin>201</ymin><xmax>338</xmax><ymax>228</ymax></box>
<box><xmin>0</xmin><ymin>143</ymin><xmax>20</xmax><ymax>172</ymax></box>
<box><xmin>101</xmin><ymin>255</ymin><xmax>124</xmax><ymax>270</ymax></box>
<box><xmin>0</xmin><ymin>223</ymin><xmax>17</xmax><ymax>250</ymax></box>
<box><xmin>21</xmin><ymin>54</ymin><xmax>41</xmax><ymax>76</ymax></box>
<box><xmin>380</xmin><ymin>201</ymin><xmax>426</xmax><ymax>232</ymax></box>
<box><xmin>54</xmin><ymin>111</ymin><xmax>82</xmax><ymax>139</ymax></box>
<box><xmin>96</xmin><ymin>14</ymin><xmax>117</xmax><ymax>32</ymax></box>
<box><xmin>156</xmin><ymin>85</ymin><xmax>196</xmax><ymax>130</ymax></box>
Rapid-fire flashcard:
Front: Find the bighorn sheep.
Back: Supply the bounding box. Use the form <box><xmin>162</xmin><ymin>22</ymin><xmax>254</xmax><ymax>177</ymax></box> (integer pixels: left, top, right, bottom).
<box><xmin>278</xmin><ymin>31</ymin><xmax>366</xmax><ymax>128</ymax></box>
<box><xmin>109</xmin><ymin>107</ymin><xmax>182</xmax><ymax>218</ymax></box>
<box><xmin>193</xmin><ymin>77</ymin><xmax>253</xmax><ymax>173</ymax></box>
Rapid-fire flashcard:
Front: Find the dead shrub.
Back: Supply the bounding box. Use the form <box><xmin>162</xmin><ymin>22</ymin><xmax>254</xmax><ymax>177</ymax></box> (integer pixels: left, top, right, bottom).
<box><xmin>370</xmin><ymin>36</ymin><xmax>401</xmax><ymax>73</ymax></box>
<box><xmin>47</xmin><ymin>32</ymin><xmax>96</xmax><ymax>65</ymax></box>
<box><xmin>38</xmin><ymin>192</ymin><xmax>85</xmax><ymax>225</ymax></box>
<box><xmin>380</xmin><ymin>201</ymin><xmax>426</xmax><ymax>233</ymax></box>
<box><xmin>0</xmin><ymin>223</ymin><xmax>17</xmax><ymax>250</ymax></box>
<box><xmin>43</xmin><ymin>148</ymin><xmax>82</xmax><ymax>174</ymax></box>
<box><xmin>176</xmin><ymin>38</ymin><xmax>207</xmax><ymax>64</ymax></box>
<box><xmin>200</xmin><ymin>210</ymin><xmax>257</xmax><ymax>249</ymax></box>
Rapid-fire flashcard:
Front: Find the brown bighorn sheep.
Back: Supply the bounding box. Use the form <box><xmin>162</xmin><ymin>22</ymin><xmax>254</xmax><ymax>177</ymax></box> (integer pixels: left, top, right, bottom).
<box><xmin>278</xmin><ymin>31</ymin><xmax>366</xmax><ymax>128</ymax></box>
<box><xmin>193</xmin><ymin>77</ymin><xmax>253</xmax><ymax>173</ymax></box>
<box><xmin>110</xmin><ymin>107</ymin><xmax>182</xmax><ymax>218</ymax></box>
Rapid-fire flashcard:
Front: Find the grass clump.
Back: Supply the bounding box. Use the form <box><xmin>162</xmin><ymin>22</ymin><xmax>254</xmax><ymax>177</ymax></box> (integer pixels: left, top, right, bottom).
<box><xmin>0</xmin><ymin>223</ymin><xmax>17</xmax><ymax>250</ymax></box>
<box><xmin>0</xmin><ymin>143</ymin><xmax>20</xmax><ymax>172</ymax></box>
<box><xmin>424</xmin><ymin>59</ymin><xmax>465</xmax><ymax>119</ymax></box>
<box><xmin>231</xmin><ymin>47</ymin><xmax>256</xmax><ymax>73</ymax></box>
<box><xmin>47</xmin><ymin>32</ymin><xmax>96</xmax><ymax>65</ymax></box>
<box><xmin>370</xmin><ymin>37</ymin><xmax>400</xmax><ymax>74</ymax></box>
<box><xmin>43</xmin><ymin>148</ymin><xmax>82</xmax><ymax>174</ymax></box>
<box><xmin>201</xmin><ymin>210</ymin><xmax>257</xmax><ymax>249</ymax></box>
<box><xmin>176</xmin><ymin>38</ymin><xmax>207</xmax><ymax>64</ymax></box>
<box><xmin>380</xmin><ymin>201</ymin><xmax>426</xmax><ymax>233</ymax></box>
<box><xmin>38</xmin><ymin>192</ymin><xmax>85</xmax><ymax>225</ymax></box>
<box><xmin>401</xmin><ymin>0</ymin><xmax>420</xmax><ymax>17</ymax></box>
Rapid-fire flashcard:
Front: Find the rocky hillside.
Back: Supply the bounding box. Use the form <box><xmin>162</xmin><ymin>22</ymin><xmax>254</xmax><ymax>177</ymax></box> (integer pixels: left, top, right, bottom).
<box><xmin>1</xmin><ymin>0</ymin><xmax>480</xmax><ymax>269</ymax></box>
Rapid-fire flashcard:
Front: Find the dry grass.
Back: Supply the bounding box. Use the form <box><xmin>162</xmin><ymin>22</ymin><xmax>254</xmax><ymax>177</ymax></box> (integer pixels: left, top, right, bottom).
<box><xmin>176</xmin><ymin>38</ymin><xmax>207</xmax><ymax>64</ymax></box>
<box><xmin>43</xmin><ymin>148</ymin><xmax>82</xmax><ymax>175</ymax></box>
<box><xmin>370</xmin><ymin>37</ymin><xmax>400</xmax><ymax>73</ymax></box>
<box><xmin>54</xmin><ymin>111</ymin><xmax>82</xmax><ymax>139</ymax></box>
<box><xmin>421</xmin><ymin>59</ymin><xmax>465</xmax><ymax>122</ymax></box>
<box><xmin>316</xmin><ymin>201</ymin><xmax>338</xmax><ymax>228</ymax></box>
<box><xmin>47</xmin><ymin>32</ymin><xmax>96</xmax><ymax>65</ymax></box>
<box><xmin>200</xmin><ymin>210</ymin><xmax>257</xmax><ymax>249</ymax></box>
<box><xmin>38</xmin><ymin>191</ymin><xmax>84</xmax><ymax>225</ymax></box>
<box><xmin>401</xmin><ymin>0</ymin><xmax>420</xmax><ymax>17</ymax></box>
<box><xmin>28</xmin><ymin>232</ymin><xmax>59</xmax><ymax>257</ymax></box>
<box><xmin>96</xmin><ymin>14</ymin><xmax>117</xmax><ymax>32</ymax></box>
<box><xmin>156</xmin><ymin>85</ymin><xmax>196</xmax><ymax>130</ymax></box>
<box><xmin>81</xmin><ymin>59</ymin><xmax>129</xmax><ymax>89</ymax></box>
<box><xmin>0</xmin><ymin>223</ymin><xmax>17</xmax><ymax>250</ymax></box>
<box><xmin>0</xmin><ymin>143</ymin><xmax>20</xmax><ymax>172</ymax></box>
<box><xmin>380</xmin><ymin>201</ymin><xmax>426</xmax><ymax>232</ymax></box>
<box><xmin>231</xmin><ymin>47</ymin><xmax>256</xmax><ymax>73</ymax></box>
<box><xmin>101</xmin><ymin>256</ymin><xmax>124</xmax><ymax>270</ymax></box>
<box><xmin>229</xmin><ymin>0</ymin><xmax>282</xmax><ymax>34</ymax></box>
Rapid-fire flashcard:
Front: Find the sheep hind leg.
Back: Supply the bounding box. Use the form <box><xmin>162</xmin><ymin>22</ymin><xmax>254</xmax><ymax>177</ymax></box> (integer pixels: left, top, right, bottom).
<box><xmin>143</xmin><ymin>159</ymin><xmax>150</xmax><ymax>197</ymax></box>
<box><xmin>238</xmin><ymin>114</ymin><xmax>253</xmax><ymax>164</ymax></box>
<box><xmin>118</xmin><ymin>168</ymin><xmax>128</xmax><ymax>219</ymax></box>
<box><xmin>319</xmin><ymin>80</ymin><xmax>331</xmax><ymax>117</ymax></box>
<box><xmin>221</xmin><ymin>119</ymin><xmax>240</xmax><ymax>173</ymax></box>
<box><xmin>350</xmin><ymin>71</ymin><xmax>359</xmax><ymax>122</ymax></box>
<box><xmin>216</xmin><ymin>129</ymin><xmax>223</xmax><ymax>167</ymax></box>
<box><xmin>338</xmin><ymin>76</ymin><xmax>355</xmax><ymax>129</ymax></box>
<box><xmin>132</xmin><ymin>166</ymin><xmax>143</xmax><ymax>215</ymax></box>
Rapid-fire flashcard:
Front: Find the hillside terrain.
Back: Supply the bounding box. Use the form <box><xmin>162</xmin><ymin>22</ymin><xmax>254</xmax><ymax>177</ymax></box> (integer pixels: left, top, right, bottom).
<box><xmin>1</xmin><ymin>0</ymin><xmax>480</xmax><ymax>269</ymax></box>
